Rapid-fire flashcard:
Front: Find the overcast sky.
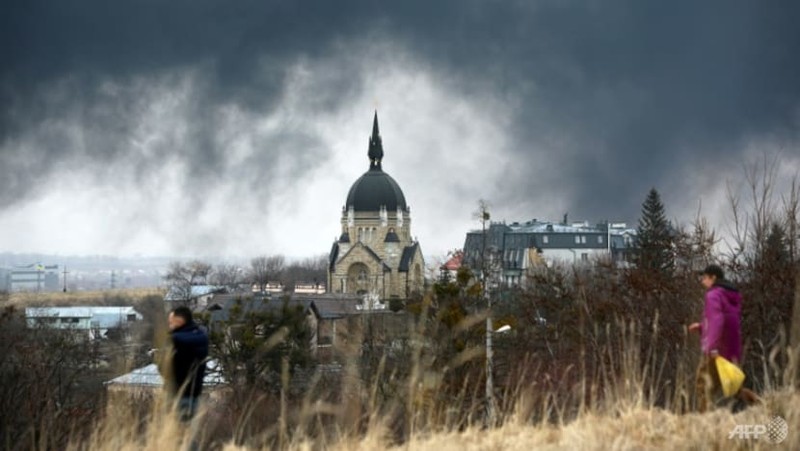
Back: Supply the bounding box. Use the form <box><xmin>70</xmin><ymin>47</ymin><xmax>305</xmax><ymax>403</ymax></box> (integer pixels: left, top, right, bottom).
<box><xmin>2</xmin><ymin>1</ymin><xmax>800</xmax><ymax>263</ymax></box>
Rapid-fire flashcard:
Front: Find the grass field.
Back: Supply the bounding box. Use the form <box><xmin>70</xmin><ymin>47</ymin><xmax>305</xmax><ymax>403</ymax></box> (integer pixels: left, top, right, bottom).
<box><xmin>79</xmin><ymin>388</ymin><xmax>797</xmax><ymax>450</ymax></box>
<box><xmin>6</xmin><ymin>288</ymin><xmax>164</xmax><ymax>308</ymax></box>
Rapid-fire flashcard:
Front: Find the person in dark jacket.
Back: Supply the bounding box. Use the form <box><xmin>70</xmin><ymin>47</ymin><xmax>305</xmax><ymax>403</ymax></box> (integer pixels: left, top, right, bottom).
<box><xmin>168</xmin><ymin>306</ymin><xmax>209</xmax><ymax>421</ymax></box>
<box><xmin>689</xmin><ymin>265</ymin><xmax>758</xmax><ymax>411</ymax></box>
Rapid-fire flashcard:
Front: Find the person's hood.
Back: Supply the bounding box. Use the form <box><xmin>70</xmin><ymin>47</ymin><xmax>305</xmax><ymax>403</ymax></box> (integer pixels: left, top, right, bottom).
<box><xmin>172</xmin><ymin>321</ymin><xmax>199</xmax><ymax>334</ymax></box>
<box><xmin>713</xmin><ymin>279</ymin><xmax>739</xmax><ymax>293</ymax></box>
<box><xmin>710</xmin><ymin>280</ymin><xmax>741</xmax><ymax>309</ymax></box>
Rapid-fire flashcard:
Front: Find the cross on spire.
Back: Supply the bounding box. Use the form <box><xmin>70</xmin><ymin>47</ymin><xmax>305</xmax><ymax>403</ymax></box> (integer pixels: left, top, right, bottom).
<box><xmin>368</xmin><ymin>111</ymin><xmax>384</xmax><ymax>170</ymax></box>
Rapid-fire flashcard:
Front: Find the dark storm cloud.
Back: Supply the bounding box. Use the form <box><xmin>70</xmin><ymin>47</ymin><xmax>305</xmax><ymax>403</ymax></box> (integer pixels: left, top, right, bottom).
<box><xmin>3</xmin><ymin>0</ymin><xmax>800</xmax><ymax>226</ymax></box>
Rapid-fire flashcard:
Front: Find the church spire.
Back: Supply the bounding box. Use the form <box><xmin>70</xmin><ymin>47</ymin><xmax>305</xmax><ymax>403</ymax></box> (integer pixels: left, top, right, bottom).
<box><xmin>368</xmin><ymin>111</ymin><xmax>384</xmax><ymax>171</ymax></box>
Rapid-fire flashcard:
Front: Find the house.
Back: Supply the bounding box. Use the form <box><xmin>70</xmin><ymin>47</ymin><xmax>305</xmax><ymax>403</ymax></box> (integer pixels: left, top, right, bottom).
<box><xmin>439</xmin><ymin>251</ymin><xmax>463</xmax><ymax>281</ymax></box>
<box><xmin>25</xmin><ymin>306</ymin><xmax>143</xmax><ymax>339</ymax></box>
<box><xmin>463</xmin><ymin>219</ymin><xmax>638</xmax><ymax>286</ymax></box>
<box><xmin>297</xmin><ymin>293</ymin><xmax>408</xmax><ymax>363</ymax></box>
<box><xmin>294</xmin><ymin>282</ymin><xmax>326</xmax><ymax>294</ymax></box>
<box><xmin>208</xmin><ymin>293</ymin><xmax>320</xmax><ymax>350</ymax></box>
<box><xmin>208</xmin><ymin>292</ymin><xmax>404</xmax><ymax>363</ymax></box>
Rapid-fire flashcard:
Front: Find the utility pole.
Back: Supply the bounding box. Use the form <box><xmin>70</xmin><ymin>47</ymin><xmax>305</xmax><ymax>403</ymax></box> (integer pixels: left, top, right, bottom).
<box><xmin>477</xmin><ymin>200</ymin><xmax>496</xmax><ymax>425</ymax></box>
<box><xmin>36</xmin><ymin>264</ymin><xmax>42</xmax><ymax>293</ymax></box>
<box><xmin>62</xmin><ymin>266</ymin><xmax>69</xmax><ymax>293</ymax></box>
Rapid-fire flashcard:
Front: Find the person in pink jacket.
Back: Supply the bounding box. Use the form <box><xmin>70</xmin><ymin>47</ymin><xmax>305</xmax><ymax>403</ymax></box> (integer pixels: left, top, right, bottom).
<box><xmin>689</xmin><ymin>265</ymin><xmax>758</xmax><ymax>411</ymax></box>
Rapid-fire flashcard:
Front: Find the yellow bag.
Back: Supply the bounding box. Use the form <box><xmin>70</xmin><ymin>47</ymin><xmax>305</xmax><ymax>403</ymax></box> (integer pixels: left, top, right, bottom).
<box><xmin>715</xmin><ymin>356</ymin><xmax>745</xmax><ymax>397</ymax></box>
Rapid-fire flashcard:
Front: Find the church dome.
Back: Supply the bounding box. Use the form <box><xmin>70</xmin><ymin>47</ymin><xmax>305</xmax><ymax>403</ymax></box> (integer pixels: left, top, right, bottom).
<box><xmin>346</xmin><ymin>170</ymin><xmax>407</xmax><ymax>212</ymax></box>
<box><xmin>345</xmin><ymin>112</ymin><xmax>408</xmax><ymax>212</ymax></box>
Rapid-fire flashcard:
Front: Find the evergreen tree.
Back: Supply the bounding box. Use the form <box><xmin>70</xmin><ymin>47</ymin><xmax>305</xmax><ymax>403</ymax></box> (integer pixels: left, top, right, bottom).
<box><xmin>760</xmin><ymin>222</ymin><xmax>790</xmax><ymax>268</ymax></box>
<box><xmin>208</xmin><ymin>295</ymin><xmax>313</xmax><ymax>392</ymax></box>
<box><xmin>636</xmin><ymin>188</ymin><xmax>674</xmax><ymax>272</ymax></box>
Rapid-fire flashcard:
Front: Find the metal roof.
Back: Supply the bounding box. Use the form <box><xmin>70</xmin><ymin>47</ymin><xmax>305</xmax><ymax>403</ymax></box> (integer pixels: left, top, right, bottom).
<box><xmin>468</xmin><ymin>220</ymin><xmax>637</xmax><ymax>236</ymax></box>
<box><xmin>105</xmin><ymin>360</ymin><xmax>224</xmax><ymax>387</ymax></box>
<box><xmin>209</xmin><ymin>294</ymin><xmax>311</xmax><ymax>323</ymax></box>
<box><xmin>308</xmin><ymin>297</ymin><xmax>363</xmax><ymax>319</ymax></box>
<box><xmin>25</xmin><ymin>306</ymin><xmax>143</xmax><ymax>328</ymax></box>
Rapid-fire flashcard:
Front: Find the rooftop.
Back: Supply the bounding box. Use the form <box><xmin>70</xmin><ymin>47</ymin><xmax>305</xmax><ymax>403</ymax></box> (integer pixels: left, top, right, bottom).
<box><xmin>470</xmin><ymin>220</ymin><xmax>637</xmax><ymax>235</ymax></box>
<box><xmin>105</xmin><ymin>360</ymin><xmax>224</xmax><ymax>388</ymax></box>
<box><xmin>25</xmin><ymin>306</ymin><xmax>143</xmax><ymax>328</ymax></box>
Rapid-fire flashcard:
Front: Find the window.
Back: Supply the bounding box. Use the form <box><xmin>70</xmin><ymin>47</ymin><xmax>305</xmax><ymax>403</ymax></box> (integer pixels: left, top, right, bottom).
<box><xmin>575</xmin><ymin>235</ymin><xmax>580</xmax><ymax>244</ymax></box>
<box><xmin>581</xmin><ymin>253</ymin><xmax>589</xmax><ymax>262</ymax></box>
<box><xmin>543</xmin><ymin>235</ymin><xmax>549</xmax><ymax>244</ymax></box>
<box><xmin>598</xmin><ymin>236</ymin><xmax>604</xmax><ymax>244</ymax></box>
<box><xmin>580</xmin><ymin>236</ymin><xmax>587</xmax><ymax>244</ymax></box>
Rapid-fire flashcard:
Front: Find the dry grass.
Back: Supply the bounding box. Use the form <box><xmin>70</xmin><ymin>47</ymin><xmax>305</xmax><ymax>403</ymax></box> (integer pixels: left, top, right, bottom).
<box><xmin>77</xmin><ymin>384</ymin><xmax>799</xmax><ymax>451</ymax></box>
<box><xmin>70</xmin><ymin>311</ymin><xmax>800</xmax><ymax>451</ymax></box>
<box><xmin>7</xmin><ymin>288</ymin><xmax>164</xmax><ymax>307</ymax></box>
<box><xmin>387</xmin><ymin>391</ymin><xmax>799</xmax><ymax>451</ymax></box>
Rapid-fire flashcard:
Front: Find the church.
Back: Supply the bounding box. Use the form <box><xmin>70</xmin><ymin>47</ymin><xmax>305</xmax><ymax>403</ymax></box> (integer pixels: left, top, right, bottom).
<box><xmin>327</xmin><ymin>113</ymin><xmax>425</xmax><ymax>299</ymax></box>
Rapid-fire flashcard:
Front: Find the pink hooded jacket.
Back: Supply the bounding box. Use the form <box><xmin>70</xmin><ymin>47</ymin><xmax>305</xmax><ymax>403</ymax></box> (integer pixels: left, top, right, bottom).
<box><xmin>700</xmin><ymin>281</ymin><xmax>743</xmax><ymax>363</ymax></box>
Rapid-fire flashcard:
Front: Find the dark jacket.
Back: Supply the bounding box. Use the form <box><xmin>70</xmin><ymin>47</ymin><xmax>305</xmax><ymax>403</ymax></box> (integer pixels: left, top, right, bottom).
<box><xmin>699</xmin><ymin>280</ymin><xmax>743</xmax><ymax>363</ymax></box>
<box><xmin>170</xmin><ymin>321</ymin><xmax>209</xmax><ymax>398</ymax></box>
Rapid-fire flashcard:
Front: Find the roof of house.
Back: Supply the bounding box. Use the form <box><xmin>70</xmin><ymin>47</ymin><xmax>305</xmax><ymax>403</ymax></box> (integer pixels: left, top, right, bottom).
<box><xmin>25</xmin><ymin>306</ymin><xmax>143</xmax><ymax>328</ymax></box>
<box><xmin>442</xmin><ymin>252</ymin><xmax>463</xmax><ymax>270</ymax></box>
<box><xmin>293</xmin><ymin>294</ymin><xmax>364</xmax><ymax>319</ymax></box>
<box><xmin>468</xmin><ymin>220</ymin><xmax>638</xmax><ymax>236</ymax></box>
<box><xmin>164</xmin><ymin>285</ymin><xmax>226</xmax><ymax>301</ymax></box>
<box><xmin>105</xmin><ymin>360</ymin><xmax>224</xmax><ymax>387</ymax></box>
<box><xmin>208</xmin><ymin>294</ymin><xmax>311</xmax><ymax>323</ymax></box>
<box><xmin>208</xmin><ymin>292</ymin><xmax>380</xmax><ymax>322</ymax></box>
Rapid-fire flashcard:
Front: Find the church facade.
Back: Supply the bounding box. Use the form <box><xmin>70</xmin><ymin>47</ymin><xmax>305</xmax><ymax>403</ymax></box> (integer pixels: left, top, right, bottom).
<box><xmin>327</xmin><ymin>113</ymin><xmax>425</xmax><ymax>299</ymax></box>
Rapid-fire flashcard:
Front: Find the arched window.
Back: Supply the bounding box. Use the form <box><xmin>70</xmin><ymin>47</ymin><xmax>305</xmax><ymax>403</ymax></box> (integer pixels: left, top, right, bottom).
<box><xmin>347</xmin><ymin>263</ymin><xmax>370</xmax><ymax>295</ymax></box>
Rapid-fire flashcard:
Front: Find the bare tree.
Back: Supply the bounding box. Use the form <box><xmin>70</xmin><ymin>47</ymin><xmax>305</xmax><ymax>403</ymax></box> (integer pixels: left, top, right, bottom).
<box><xmin>250</xmin><ymin>255</ymin><xmax>286</xmax><ymax>292</ymax></box>
<box><xmin>164</xmin><ymin>260</ymin><xmax>214</xmax><ymax>305</ymax></box>
<box><xmin>744</xmin><ymin>154</ymin><xmax>780</xmax><ymax>258</ymax></box>
<box><xmin>725</xmin><ymin>155</ymin><xmax>781</xmax><ymax>274</ymax></box>
<box><xmin>782</xmin><ymin>174</ymin><xmax>800</xmax><ymax>380</ymax></box>
<box><xmin>782</xmin><ymin>174</ymin><xmax>799</xmax><ymax>262</ymax></box>
<box><xmin>724</xmin><ymin>154</ymin><xmax>798</xmax><ymax>389</ymax></box>
<box><xmin>0</xmin><ymin>307</ymin><xmax>104</xmax><ymax>448</ymax></box>
<box><xmin>283</xmin><ymin>254</ymin><xmax>327</xmax><ymax>291</ymax></box>
<box><xmin>211</xmin><ymin>263</ymin><xmax>244</xmax><ymax>291</ymax></box>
